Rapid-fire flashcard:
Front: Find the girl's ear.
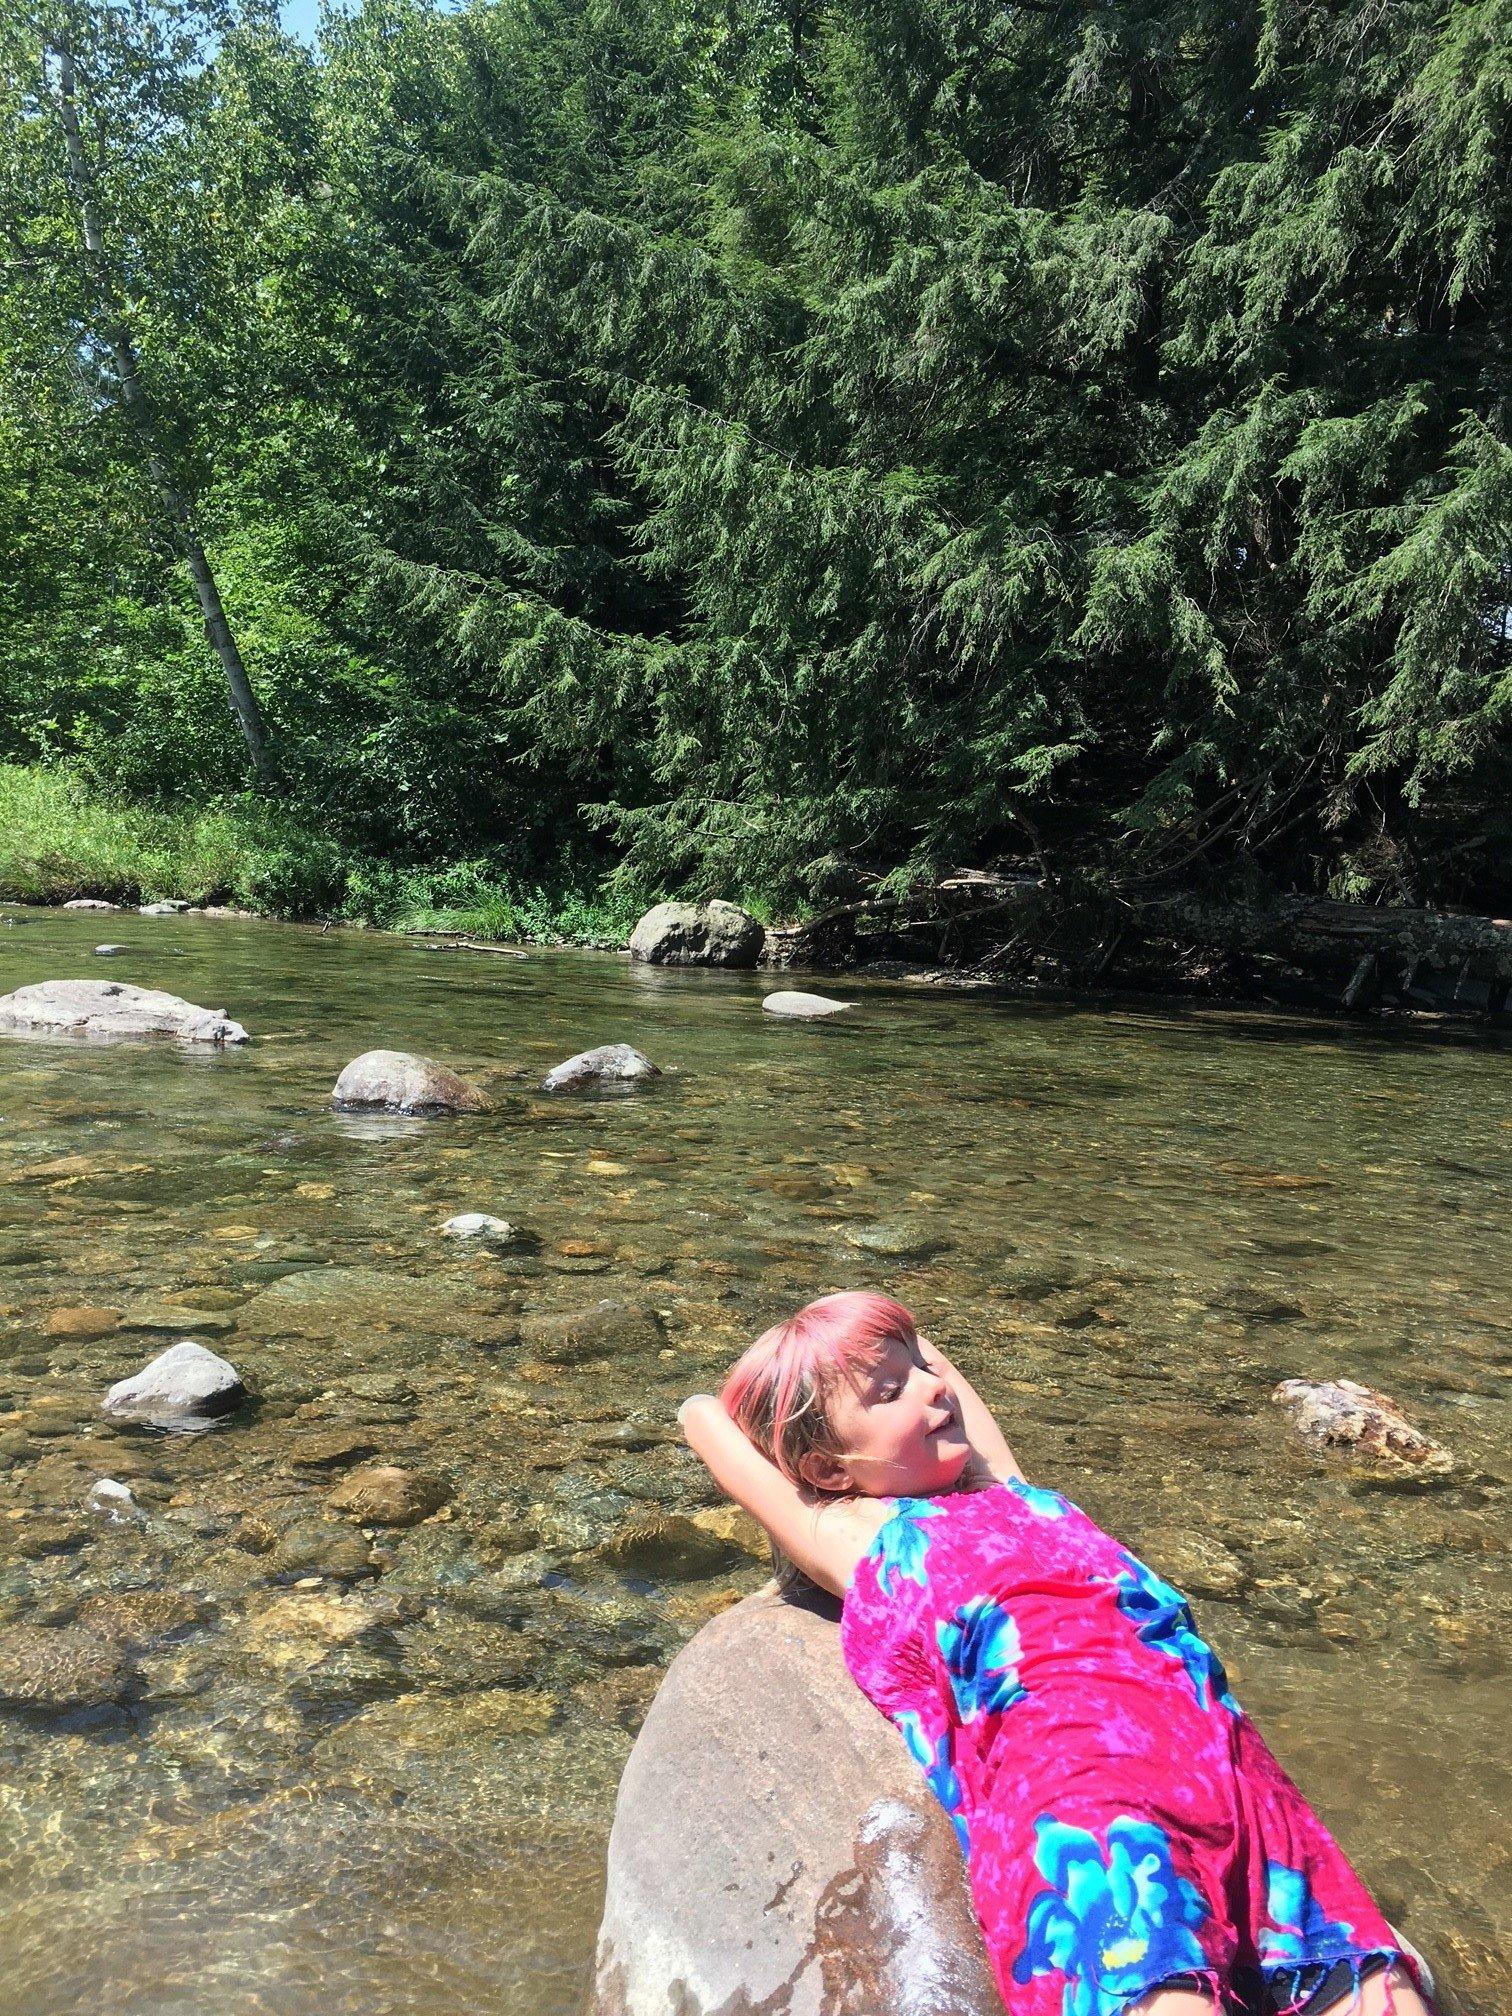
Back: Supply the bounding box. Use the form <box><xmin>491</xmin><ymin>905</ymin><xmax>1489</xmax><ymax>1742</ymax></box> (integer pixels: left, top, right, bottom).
<box><xmin>797</xmin><ymin>1448</ymin><xmax>851</xmax><ymax>1495</ymax></box>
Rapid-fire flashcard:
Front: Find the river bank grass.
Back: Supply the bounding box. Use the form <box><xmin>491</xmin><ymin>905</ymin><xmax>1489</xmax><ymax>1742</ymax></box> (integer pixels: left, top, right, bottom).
<box><xmin>0</xmin><ymin>765</ymin><xmax>643</xmax><ymax>945</ymax></box>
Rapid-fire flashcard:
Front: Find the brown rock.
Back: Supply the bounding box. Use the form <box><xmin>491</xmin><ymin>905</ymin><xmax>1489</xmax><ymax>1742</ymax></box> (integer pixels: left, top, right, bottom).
<box><xmin>517</xmin><ymin>1299</ymin><xmax>664</xmax><ymax>1366</ymax></box>
<box><xmin>602</xmin><ymin>1510</ymin><xmax>748</xmax><ymax>1581</ymax></box>
<box><xmin>327</xmin><ymin>1464</ymin><xmax>451</xmax><ymax>1527</ymax></box>
<box><xmin>43</xmin><ymin>1305</ymin><xmax>120</xmax><ymax>1340</ymax></box>
<box><xmin>0</xmin><ymin>1622</ymin><xmax>131</xmax><ymax>1710</ymax></box>
<box><xmin>1272</xmin><ymin>1377</ymin><xmax>1454</xmax><ymax>1477</ymax></box>
<box><xmin>587</xmin><ymin>1587</ymin><xmax>999</xmax><ymax>2016</ymax></box>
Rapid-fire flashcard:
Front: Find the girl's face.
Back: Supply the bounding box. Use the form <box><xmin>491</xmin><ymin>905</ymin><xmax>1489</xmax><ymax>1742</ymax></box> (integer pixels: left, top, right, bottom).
<box><xmin>813</xmin><ymin>1330</ymin><xmax>972</xmax><ymax>1498</ymax></box>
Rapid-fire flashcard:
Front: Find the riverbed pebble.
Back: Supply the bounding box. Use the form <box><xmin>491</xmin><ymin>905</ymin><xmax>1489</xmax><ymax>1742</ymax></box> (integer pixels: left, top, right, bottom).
<box><xmin>540</xmin><ymin>1043</ymin><xmax>660</xmax><ymax>1092</ymax></box>
<box><xmin>441</xmin><ymin>1212</ymin><xmax>516</xmax><ymax>1241</ymax></box>
<box><xmin>102</xmin><ymin>1340</ymin><xmax>246</xmax><ymax>1431</ymax></box>
<box><xmin>83</xmin><ymin>1477</ymin><xmax>141</xmax><ymax>1523</ymax></box>
<box><xmin>761</xmin><ymin>989</ymin><xmax>854</xmax><ymax>1018</ymax></box>
<box><xmin>331</xmin><ymin>1048</ymin><xmax>487</xmax><ymax>1115</ymax></box>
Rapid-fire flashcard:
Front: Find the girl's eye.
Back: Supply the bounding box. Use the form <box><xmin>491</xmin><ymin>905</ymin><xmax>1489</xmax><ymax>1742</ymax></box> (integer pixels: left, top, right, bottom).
<box><xmin>878</xmin><ymin>1383</ymin><xmax>902</xmax><ymax>1402</ymax></box>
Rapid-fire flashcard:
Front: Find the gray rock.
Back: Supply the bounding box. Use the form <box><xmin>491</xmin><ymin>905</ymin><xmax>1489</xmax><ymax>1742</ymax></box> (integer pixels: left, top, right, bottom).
<box><xmin>540</xmin><ymin>1043</ymin><xmax>660</xmax><ymax>1093</ymax></box>
<box><xmin>84</xmin><ymin>1477</ymin><xmax>142</xmax><ymax>1524</ymax></box>
<box><xmin>628</xmin><ymin>900</ymin><xmax>764</xmax><ymax>968</ymax></box>
<box><xmin>0</xmin><ymin>979</ymin><xmax>249</xmax><ymax>1044</ymax></box>
<box><xmin>331</xmin><ymin>1048</ymin><xmax>486</xmax><ymax>1114</ymax></box>
<box><xmin>93</xmin><ymin>943</ymin><xmax>130</xmax><ymax>956</ymax></box>
<box><xmin>517</xmin><ymin>1298</ymin><xmax>664</xmax><ymax>1366</ymax></box>
<box><xmin>102</xmin><ymin>1340</ymin><xmax>246</xmax><ymax>1431</ymax></box>
<box><xmin>1272</xmin><ymin>1377</ymin><xmax>1454</xmax><ymax>1477</ymax></box>
<box><xmin>587</xmin><ymin>1587</ymin><xmax>998</xmax><ymax>2016</ymax></box>
<box><xmin>62</xmin><ymin>898</ymin><xmax>119</xmax><ymax>911</ymax></box>
<box><xmin>138</xmin><ymin>899</ymin><xmax>190</xmax><ymax>915</ymax></box>
<box><xmin>762</xmin><ymin>989</ymin><xmax>854</xmax><ymax>1019</ymax></box>
<box><xmin>241</xmin><ymin>1265</ymin><xmax>499</xmax><ymax>1342</ymax></box>
<box><xmin>441</xmin><ymin>1212</ymin><xmax>516</xmax><ymax>1241</ymax></box>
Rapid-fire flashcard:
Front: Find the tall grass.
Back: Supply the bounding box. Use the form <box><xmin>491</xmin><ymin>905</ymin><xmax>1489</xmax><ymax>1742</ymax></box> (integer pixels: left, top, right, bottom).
<box><xmin>0</xmin><ymin>765</ymin><xmax>640</xmax><ymax>944</ymax></box>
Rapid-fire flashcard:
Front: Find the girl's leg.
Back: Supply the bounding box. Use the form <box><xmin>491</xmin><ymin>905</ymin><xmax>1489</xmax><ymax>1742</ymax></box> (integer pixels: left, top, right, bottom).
<box><xmin>1340</xmin><ymin>1961</ymin><xmax>1433</xmax><ymax>2015</ymax></box>
<box><xmin>1125</xmin><ymin>1988</ymin><xmax>1219</xmax><ymax>2015</ymax></box>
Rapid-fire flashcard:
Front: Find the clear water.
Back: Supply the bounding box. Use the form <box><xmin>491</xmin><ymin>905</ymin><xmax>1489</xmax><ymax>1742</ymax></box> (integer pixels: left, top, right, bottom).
<box><xmin>0</xmin><ymin>909</ymin><xmax>1505</xmax><ymax>2015</ymax></box>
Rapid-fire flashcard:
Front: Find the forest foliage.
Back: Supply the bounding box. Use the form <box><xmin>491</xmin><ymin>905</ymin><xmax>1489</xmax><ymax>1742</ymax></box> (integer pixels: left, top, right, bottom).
<box><xmin>2</xmin><ymin>0</ymin><xmax>1509</xmax><ymax>921</ymax></box>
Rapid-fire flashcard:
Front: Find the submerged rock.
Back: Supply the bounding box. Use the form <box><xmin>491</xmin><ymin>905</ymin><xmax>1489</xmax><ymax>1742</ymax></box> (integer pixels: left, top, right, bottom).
<box><xmin>0</xmin><ymin>1623</ymin><xmax>131</xmax><ymax>1711</ymax></box>
<box><xmin>0</xmin><ymin>979</ymin><xmax>249</xmax><ymax>1044</ymax></box>
<box><xmin>540</xmin><ymin>1043</ymin><xmax>660</xmax><ymax>1093</ymax></box>
<box><xmin>327</xmin><ymin>1464</ymin><xmax>451</xmax><ymax>1527</ymax></box>
<box><xmin>587</xmin><ymin>1586</ymin><xmax>997</xmax><ymax>2016</ymax></box>
<box><xmin>331</xmin><ymin>1048</ymin><xmax>486</xmax><ymax>1115</ymax></box>
<box><xmin>762</xmin><ymin>989</ymin><xmax>854</xmax><ymax>1019</ymax></box>
<box><xmin>1272</xmin><ymin>1377</ymin><xmax>1454</xmax><ymax>1477</ymax></box>
<box><xmin>84</xmin><ymin>1477</ymin><xmax>142</xmax><ymax>1523</ymax></box>
<box><xmin>602</xmin><ymin>1510</ymin><xmax>748</xmax><ymax>1581</ymax></box>
<box><xmin>138</xmin><ymin>899</ymin><xmax>190</xmax><ymax>915</ymax></box>
<box><xmin>93</xmin><ymin>944</ymin><xmax>130</xmax><ymax>957</ymax></box>
<box><xmin>517</xmin><ymin>1298</ymin><xmax>665</xmax><ymax>1366</ymax></box>
<box><xmin>628</xmin><ymin>900</ymin><xmax>764</xmax><ymax>968</ymax></box>
<box><xmin>102</xmin><ymin>1340</ymin><xmax>246</xmax><ymax>1431</ymax></box>
<box><xmin>441</xmin><ymin>1212</ymin><xmax>516</xmax><ymax>1241</ymax></box>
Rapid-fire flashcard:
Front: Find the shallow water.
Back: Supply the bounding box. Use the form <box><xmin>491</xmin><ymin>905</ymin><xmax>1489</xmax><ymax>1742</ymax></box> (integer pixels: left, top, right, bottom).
<box><xmin>0</xmin><ymin>909</ymin><xmax>1506</xmax><ymax>2016</ymax></box>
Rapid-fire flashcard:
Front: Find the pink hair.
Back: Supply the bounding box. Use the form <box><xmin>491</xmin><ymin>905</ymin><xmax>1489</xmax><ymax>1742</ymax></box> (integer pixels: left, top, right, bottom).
<box><xmin>721</xmin><ymin>1291</ymin><xmax>918</xmax><ymax>1488</ymax></box>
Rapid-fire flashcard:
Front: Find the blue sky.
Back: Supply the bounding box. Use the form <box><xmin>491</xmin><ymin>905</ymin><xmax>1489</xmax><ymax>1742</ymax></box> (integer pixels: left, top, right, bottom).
<box><xmin>278</xmin><ymin>0</ymin><xmax>326</xmax><ymax>43</ymax></box>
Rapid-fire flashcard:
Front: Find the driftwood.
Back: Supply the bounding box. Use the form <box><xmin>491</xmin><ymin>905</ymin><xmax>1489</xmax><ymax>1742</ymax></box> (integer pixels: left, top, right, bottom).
<box><xmin>764</xmin><ymin>874</ymin><xmax>1512</xmax><ymax>1015</ymax></box>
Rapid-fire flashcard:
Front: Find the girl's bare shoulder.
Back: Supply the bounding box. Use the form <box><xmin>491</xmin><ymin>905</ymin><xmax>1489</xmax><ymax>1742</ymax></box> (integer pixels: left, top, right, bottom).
<box><xmin>811</xmin><ymin>1494</ymin><xmax>897</xmax><ymax>1587</ymax></box>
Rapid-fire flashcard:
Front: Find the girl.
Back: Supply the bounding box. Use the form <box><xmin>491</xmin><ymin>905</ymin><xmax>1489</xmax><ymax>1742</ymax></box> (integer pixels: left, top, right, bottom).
<box><xmin>679</xmin><ymin>1291</ymin><xmax>1433</xmax><ymax>2016</ymax></box>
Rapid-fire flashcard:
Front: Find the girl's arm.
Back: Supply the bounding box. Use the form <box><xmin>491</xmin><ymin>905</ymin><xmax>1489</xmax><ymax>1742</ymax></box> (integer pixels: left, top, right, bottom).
<box><xmin>917</xmin><ymin>1337</ymin><xmax>1025</xmax><ymax>1483</ymax></box>
<box><xmin>677</xmin><ymin>1395</ymin><xmax>878</xmax><ymax>1597</ymax></box>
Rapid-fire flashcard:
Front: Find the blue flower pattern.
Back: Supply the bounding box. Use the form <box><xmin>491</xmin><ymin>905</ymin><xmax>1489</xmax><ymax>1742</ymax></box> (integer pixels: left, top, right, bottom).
<box><xmin>1103</xmin><ymin>1551</ymin><xmax>1239</xmax><ymax>1713</ymax></box>
<box><xmin>895</xmin><ymin>1709</ymin><xmax>971</xmax><ymax>1858</ymax></box>
<box><xmin>1258</xmin><ymin>1861</ymin><xmax>1357</xmax><ymax>1967</ymax></box>
<box><xmin>937</xmin><ymin>1596</ymin><xmax>1028</xmax><ymax>1720</ymax></box>
<box><xmin>1012</xmin><ymin>1815</ymin><xmax>1210</xmax><ymax>2016</ymax></box>
<box><xmin>870</xmin><ymin>1497</ymin><xmax>941</xmax><ymax>1596</ymax></box>
<box><xmin>1007</xmin><ymin>1477</ymin><xmax>1069</xmax><ymax>1520</ymax></box>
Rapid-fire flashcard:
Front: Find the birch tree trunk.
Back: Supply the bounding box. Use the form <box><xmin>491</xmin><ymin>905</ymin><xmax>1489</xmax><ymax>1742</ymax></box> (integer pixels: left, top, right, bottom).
<box><xmin>53</xmin><ymin>43</ymin><xmax>277</xmax><ymax>790</ymax></box>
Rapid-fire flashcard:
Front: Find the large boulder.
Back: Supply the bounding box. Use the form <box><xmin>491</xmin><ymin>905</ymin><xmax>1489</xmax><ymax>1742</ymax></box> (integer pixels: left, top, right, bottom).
<box><xmin>102</xmin><ymin>1340</ymin><xmax>246</xmax><ymax>1431</ymax></box>
<box><xmin>0</xmin><ymin>979</ymin><xmax>248</xmax><ymax>1044</ymax></box>
<box><xmin>331</xmin><ymin>1048</ymin><xmax>486</xmax><ymax>1114</ymax></box>
<box><xmin>587</xmin><ymin>1586</ymin><xmax>1000</xmax><ymax>2016</ymax></box>
<box><xmin>629</xmin><ymin>900</ymin><xmax>764</xmax><ymax>968</ymax></box>
<box><xmin>1272</xmin><ymin>1377</ymin><xmax>1454</xmax><ymax>1477</ymax></box>
<box><xmin>540</xmin><ymin>1043</ymin><xmax>659</xmax><ymax>1093</ymax></box>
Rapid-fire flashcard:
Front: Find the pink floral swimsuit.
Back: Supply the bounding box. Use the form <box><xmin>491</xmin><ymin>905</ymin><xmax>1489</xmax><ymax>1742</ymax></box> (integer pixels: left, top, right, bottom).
<box><xmin>840</xmin><ymin>1478</ymin><xmax>1428</xmax><ymax>2015</ymax></box>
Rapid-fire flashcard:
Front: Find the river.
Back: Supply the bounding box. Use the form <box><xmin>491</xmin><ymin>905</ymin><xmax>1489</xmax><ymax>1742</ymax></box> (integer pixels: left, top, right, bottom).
<box><xmin>0</xmin><ymin>909</ymin><xmax>1505</xmax><ymax>2014</ymax></box>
